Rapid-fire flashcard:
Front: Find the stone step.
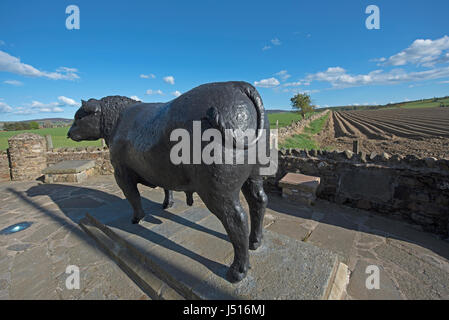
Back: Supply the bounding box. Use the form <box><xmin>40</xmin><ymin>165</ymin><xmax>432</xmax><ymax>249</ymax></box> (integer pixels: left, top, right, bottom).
<box><xmin>80</xmin><ymin>198</ymin><xmax>348</xmax><ymax>300</ymax></box>
<box><xmin>43</xmin><ymin>160</ymin><xmax>96</xmax><ymax>183</ymax></box>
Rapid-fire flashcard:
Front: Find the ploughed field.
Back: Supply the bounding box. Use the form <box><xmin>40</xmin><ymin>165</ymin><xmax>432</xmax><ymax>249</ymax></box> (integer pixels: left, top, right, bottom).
<box><xmin>317</xmin><ymin>107</ymin><xmax>449</xmax><ymax>159</ymax></box>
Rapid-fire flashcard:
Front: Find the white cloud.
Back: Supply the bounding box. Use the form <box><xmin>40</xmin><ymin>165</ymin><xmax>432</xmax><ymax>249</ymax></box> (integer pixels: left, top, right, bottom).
<box><xmin>163</xmin><ymin>76</ymin><xmax>175</xmax><ymax>85</ymax></box>
<box><xmin>39</xmin><ymin>107</ymin><xmax>64</xmax><ymax>113</ymax></box>
<box><xmin>172</xmin><ymin>90</ymin><xmax>181</xmax><ymax>97</ymax></box>
<box><xmin>282</xmin><ymin>81</ymin><xmax>303</xmax><ymax>87</ymax></box>
<box><xmin>31</xmin><ymin>100</ymin><xmax>59</xmax><ymax>108</ymax></box>
<box><xmin>57</xmin><ymin>96</ymin><xmax>79</xmax><ymax>106</ymax></box>
<box><xmin>379</xmin><ymin>35</ymin><xmax>449</xmax><ymax>67</ymax></box>
<box><xmin>146</xmin><ymin>89</ymin><xmax>164</xmax><ymax>95</ymax></box>
<box><xmin>3</xmin><ymin>80</ymin><xmax>23</xmax><ymax>86</ymax></box>
<box><xmin>271</xmin><ymin>38</ymin><xmax>281</xmax><ymax>46</ymax></box>
<box><xmin>254</xmin><ymin>77</ymin><xmax>280</xmax><ymax>88</ymax></box>
<box><xmin>130</xmin><ymin>95</ymin><xmax>142</xmax><ymax>101</ymax></box>
<box><xmin>0</xmin><ymin>102</ymin><xmax>13</xmax><ymax>113</ymax></box>
<box><xmin>11</xmin><ymin>96</ymin><xmax>80</xmax><ymax>114</ymax></box>
<box><xmin>57</xmin><ymin>67</ymin><xmax>78</xmax><ymax>73</ymax></box>
<box><xmin>13</xmin><ymin>107</ymin><xmax>34</xmax><ymax>115</ymax></box>
<box><xmin>262</xmin><ymin>45</ymin><xmax>271</xmax><ymax>51</ymax></box>
<box><xmin>275</xmin><ymin>70</ymin><xmax>291</xmax><ymax>81</ymax></box>
<box><xmin>304</xmin><ymin>65</ymin><xmax>449</xmax><ymax>88</ymax></box>
<box><xmin>140</xmin><ymin>73</ymin><xmax>155</xmax><ymax>79</ymax></box>
<box><xmin>286</xmin><ymin>88</ymin><xmax>320</xmax><ymax>95</ymax></box>
<box><xmin>439</xmin><ymin>80</ymin><xmax>449</xmax><ymax>84</ymax></box>
<box><xmin>0</xmin><ymin>50</ymin><xmax>79</xmax><ymax>80</ymax></box>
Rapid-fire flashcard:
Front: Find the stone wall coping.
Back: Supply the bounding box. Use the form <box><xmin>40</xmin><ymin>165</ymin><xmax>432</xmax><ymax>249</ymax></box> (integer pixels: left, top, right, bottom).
<box><xmin>7</xmin><ymin>133</ymin><xmax>45</xmax><ymax>141</ymax></box>
<box><xmin>43</xmin><ymin>160</ymin><xmax>96</xmax><ymax>174</ymax></box>
<box><xmin>279</xmin><ymin>148</ymin><xmax>449</xmax><ymax>174</ymax></box>
<box><xmin>47</xmin><ymin>146</ymin><xmax>108</xmax><ymax>153</ymax></box>
<box><xmin>279</xmin><ymin>172</ymin><xmax>321</xmax><ymax>193</ymax></box>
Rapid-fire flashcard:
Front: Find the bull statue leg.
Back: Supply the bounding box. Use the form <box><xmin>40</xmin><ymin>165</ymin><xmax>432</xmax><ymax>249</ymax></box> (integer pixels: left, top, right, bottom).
<box><xmin>199</xmin><ymin>190</ymin><xmax>250</xmax><ymax>283</ymax></box>
<box><xmin>241</xmin><ymin>176</ymin><xmax>268</xmax><ymax>250</ymax></box>
<box><xmin>185</xmin><ymin>191</ymin><xmax>194</xmax><ymax>206</ymax></box>
<box><xmin>162</xmin><ymin>189</ymin><xmax>174</xmax><ymax>209</ymax></box>
<box><xmin>114</xmin><ymin>166</ymin><xmax>146</xmax><ymax>224</ymax></box>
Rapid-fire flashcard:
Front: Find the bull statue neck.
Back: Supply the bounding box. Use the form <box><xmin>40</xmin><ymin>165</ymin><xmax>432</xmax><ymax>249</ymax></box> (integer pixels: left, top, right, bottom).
<box><xmin>98</xmin><ymin>97</ymin><xmax>136</xmax><ymax>146</ymax></box>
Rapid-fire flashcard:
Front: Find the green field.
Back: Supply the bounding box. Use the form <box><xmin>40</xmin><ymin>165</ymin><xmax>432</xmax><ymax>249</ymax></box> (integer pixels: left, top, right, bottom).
<box><xmin>383</xmin><ymin>97</ymin><xmax>449</xmax><ymax>110</ymax></box>
<box><xmin>267</xmin><ymin>111</ymin><xmax>316</xmax><ymax>129</ymax></box>
<box><xmin>280</xmin><ymin>113</ymin><xmax>329</xmax><ymax>150</ymax></box>
<box><xmin>0</xmin><ymin>127</ymin><xmax>102</xmax><ymax>150</ymax></box>
<box><xmin>327</xmin><ymin>96</ymin><xmax>449</xmax><ymax>112</ymax></box>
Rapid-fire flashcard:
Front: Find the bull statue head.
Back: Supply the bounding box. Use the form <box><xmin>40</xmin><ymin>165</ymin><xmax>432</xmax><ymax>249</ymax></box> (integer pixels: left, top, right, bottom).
<box><xmin>67</xmin><ymin>99</ymin><xmax>102</xmax><ymax>141</ymax></box>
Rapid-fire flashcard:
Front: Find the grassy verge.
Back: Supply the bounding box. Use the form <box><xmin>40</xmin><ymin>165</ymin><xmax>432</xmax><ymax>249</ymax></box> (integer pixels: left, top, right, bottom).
<box><xmin>268</xmin><ymin>111</ymin><xmax>316</xmax><ymax>129</ymax></box>
<box><xmin>280</xmin><ymin>113</ymin><xmax>329</xmax><ymax>150</ymax></box>
<box><xmin>0</xmin><ymin>127</ymin><xmax>102</xmax><ymax>150</ymax></box>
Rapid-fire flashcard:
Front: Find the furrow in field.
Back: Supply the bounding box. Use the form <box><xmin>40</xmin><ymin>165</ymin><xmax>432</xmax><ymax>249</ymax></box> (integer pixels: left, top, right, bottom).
<box><xmin>338</xmin><ymin>112</ymin><xmax>391</xmax><ymax>140</ymax></box>
<box><xmin>350</xmin><ymin>111</ymin><xmax>449</xmax><ymax>125</ymax></box>
<box><xmin>347</xmin><ymin>113</ymin><xmax>449</xmax><ymax>137</ymax></box>
<box><xmin>332</xmin><ymin>111</ymin><xmax>352</xmax><ymax>138</ymax></box>
<box><xmin>357</xmin><ymin>114</ymin><xmax>449</xmax><ymax>125</ymax></box>
<box><xmin>335</xmin><ymin>112</ymin><xmax>365</xmax><ymax>138</ymax></box>
<box><xmin>340</xmin><ymin>113</ymin><xmax>429</xmax><ymax>138</ymax></box>
<box><xmin>351</xmin><ymin>109</ymin><xmax>449</xmax><ymax>123</ymax></box>
<box><xmin>372</xmin><ymin>118</ymin><xmax>449</xmax><ymax>136</ymax></box>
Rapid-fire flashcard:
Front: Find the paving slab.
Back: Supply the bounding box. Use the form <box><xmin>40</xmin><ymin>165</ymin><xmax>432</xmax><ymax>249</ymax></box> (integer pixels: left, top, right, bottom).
<box><xmin>3</xmin><ymin>175</ymin><xmax>449</xmax><ymax>300</ymax></box>
<box><xmin>346</xmin><ymin>260</ymin><xmax>402</xmax><ymax>300</ymax></box>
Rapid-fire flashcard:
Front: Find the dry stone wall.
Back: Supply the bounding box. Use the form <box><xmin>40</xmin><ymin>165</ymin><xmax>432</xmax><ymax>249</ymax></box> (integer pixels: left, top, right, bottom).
<box><xmin>8</xmin><ymin>133</ymin><xmax>47</xmax><ymax>181</ymax></box>
<box><xmin>0</xmin><ymin>151</ymin><xmax>10</xmax><ymax>182</ymax></box>
<box><xmin>46</xmin><ymin>147</ymin><xmax>113</xmax><ymax>175</ymax></box>
<box><xmin>267</xmin><ymin>148</ymin><xmax>449</xmax><ymax>236</ymax></box>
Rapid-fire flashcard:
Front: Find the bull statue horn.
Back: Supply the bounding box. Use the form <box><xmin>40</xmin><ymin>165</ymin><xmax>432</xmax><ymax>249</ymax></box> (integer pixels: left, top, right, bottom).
<box><xmin>84</xmin><ymin>100</ymin><xmax>101</xmax><ymax>113</ymax></box>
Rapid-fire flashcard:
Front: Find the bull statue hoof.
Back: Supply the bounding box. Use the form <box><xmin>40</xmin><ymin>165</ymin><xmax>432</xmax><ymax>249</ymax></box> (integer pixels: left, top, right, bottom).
<box><xmin>249</xmin><ymin>238</ymin><xmax>263</xmax><ymax>250</ymax></box>
<box><xmin>162</xmin><ymin>199</ymin><xmax>174</xmax><ymax>209</ymax></box>
<box><xmin>131</xmin><ymin>214</ymin><xmax>145</xmax><ymax>224</ymax></box>
<box><xmin>226</xmin><ymin>264</ymin><xmax>249</xmax><ymax>283</ymax></box>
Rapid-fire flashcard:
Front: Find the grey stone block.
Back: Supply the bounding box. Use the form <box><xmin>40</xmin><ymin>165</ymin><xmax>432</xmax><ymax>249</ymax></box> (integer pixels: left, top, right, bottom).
<box><xmin>43</xmin><ymin>160</ymin><xmax>95</xmax><ymax>174</ymax></box>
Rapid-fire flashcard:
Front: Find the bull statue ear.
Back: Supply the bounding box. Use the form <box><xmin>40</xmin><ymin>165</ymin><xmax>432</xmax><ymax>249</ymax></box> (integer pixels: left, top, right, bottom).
<box><xmin>83</xmin><ymin>100</ymin><xmax>101</xmax><ymax>113</ymax></box>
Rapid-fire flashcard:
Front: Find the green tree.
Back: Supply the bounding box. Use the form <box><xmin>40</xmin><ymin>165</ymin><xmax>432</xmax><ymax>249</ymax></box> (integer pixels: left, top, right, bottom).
<box><xmin>29</xmin><ymin>121</ymin><xmax>39</xmax><ymax>129</ymax></box>
<box><xmin>290</xmin><ymin>93</ymin><xmax>314</xmax><ymax>119</ymax></box>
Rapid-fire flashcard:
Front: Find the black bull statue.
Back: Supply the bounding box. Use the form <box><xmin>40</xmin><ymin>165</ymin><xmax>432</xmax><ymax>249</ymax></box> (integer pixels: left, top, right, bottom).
<box><xmin>68</xmin><ymin>81</ymin><xmax>271</xmax><ymax>283</ymax></box>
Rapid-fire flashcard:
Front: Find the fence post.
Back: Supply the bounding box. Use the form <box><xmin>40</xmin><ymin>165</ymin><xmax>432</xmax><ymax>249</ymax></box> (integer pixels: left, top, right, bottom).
<box><xmin>45</xmin><ymin>134</ymin><xmax>53</xmax><ymax>151</ymax></box>
<box><xmin>353</xmin><ymin>140</ymin><xmax>360</xmax><ymax>154</ymax></box>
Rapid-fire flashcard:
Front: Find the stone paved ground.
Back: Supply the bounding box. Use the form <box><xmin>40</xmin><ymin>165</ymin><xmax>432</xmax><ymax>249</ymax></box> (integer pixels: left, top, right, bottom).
<box><xmin>1</xmin><ymin>175</ymin><xmax>448</xmax><ymax>300</ymax></box>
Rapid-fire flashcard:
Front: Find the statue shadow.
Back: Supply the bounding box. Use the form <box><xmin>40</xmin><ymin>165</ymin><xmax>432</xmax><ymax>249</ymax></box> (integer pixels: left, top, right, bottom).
<box><xmin>21</xmin><ymin>183</ymin><xmax>231</xmax><ymax>285</ymax></box>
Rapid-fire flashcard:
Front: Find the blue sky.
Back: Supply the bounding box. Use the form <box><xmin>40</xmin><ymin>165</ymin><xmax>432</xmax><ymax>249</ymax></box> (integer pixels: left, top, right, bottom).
<box><xmin>1</xmin><ymin>0</ymin><xmax>449</xmax><ymax>121</ymax></box>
